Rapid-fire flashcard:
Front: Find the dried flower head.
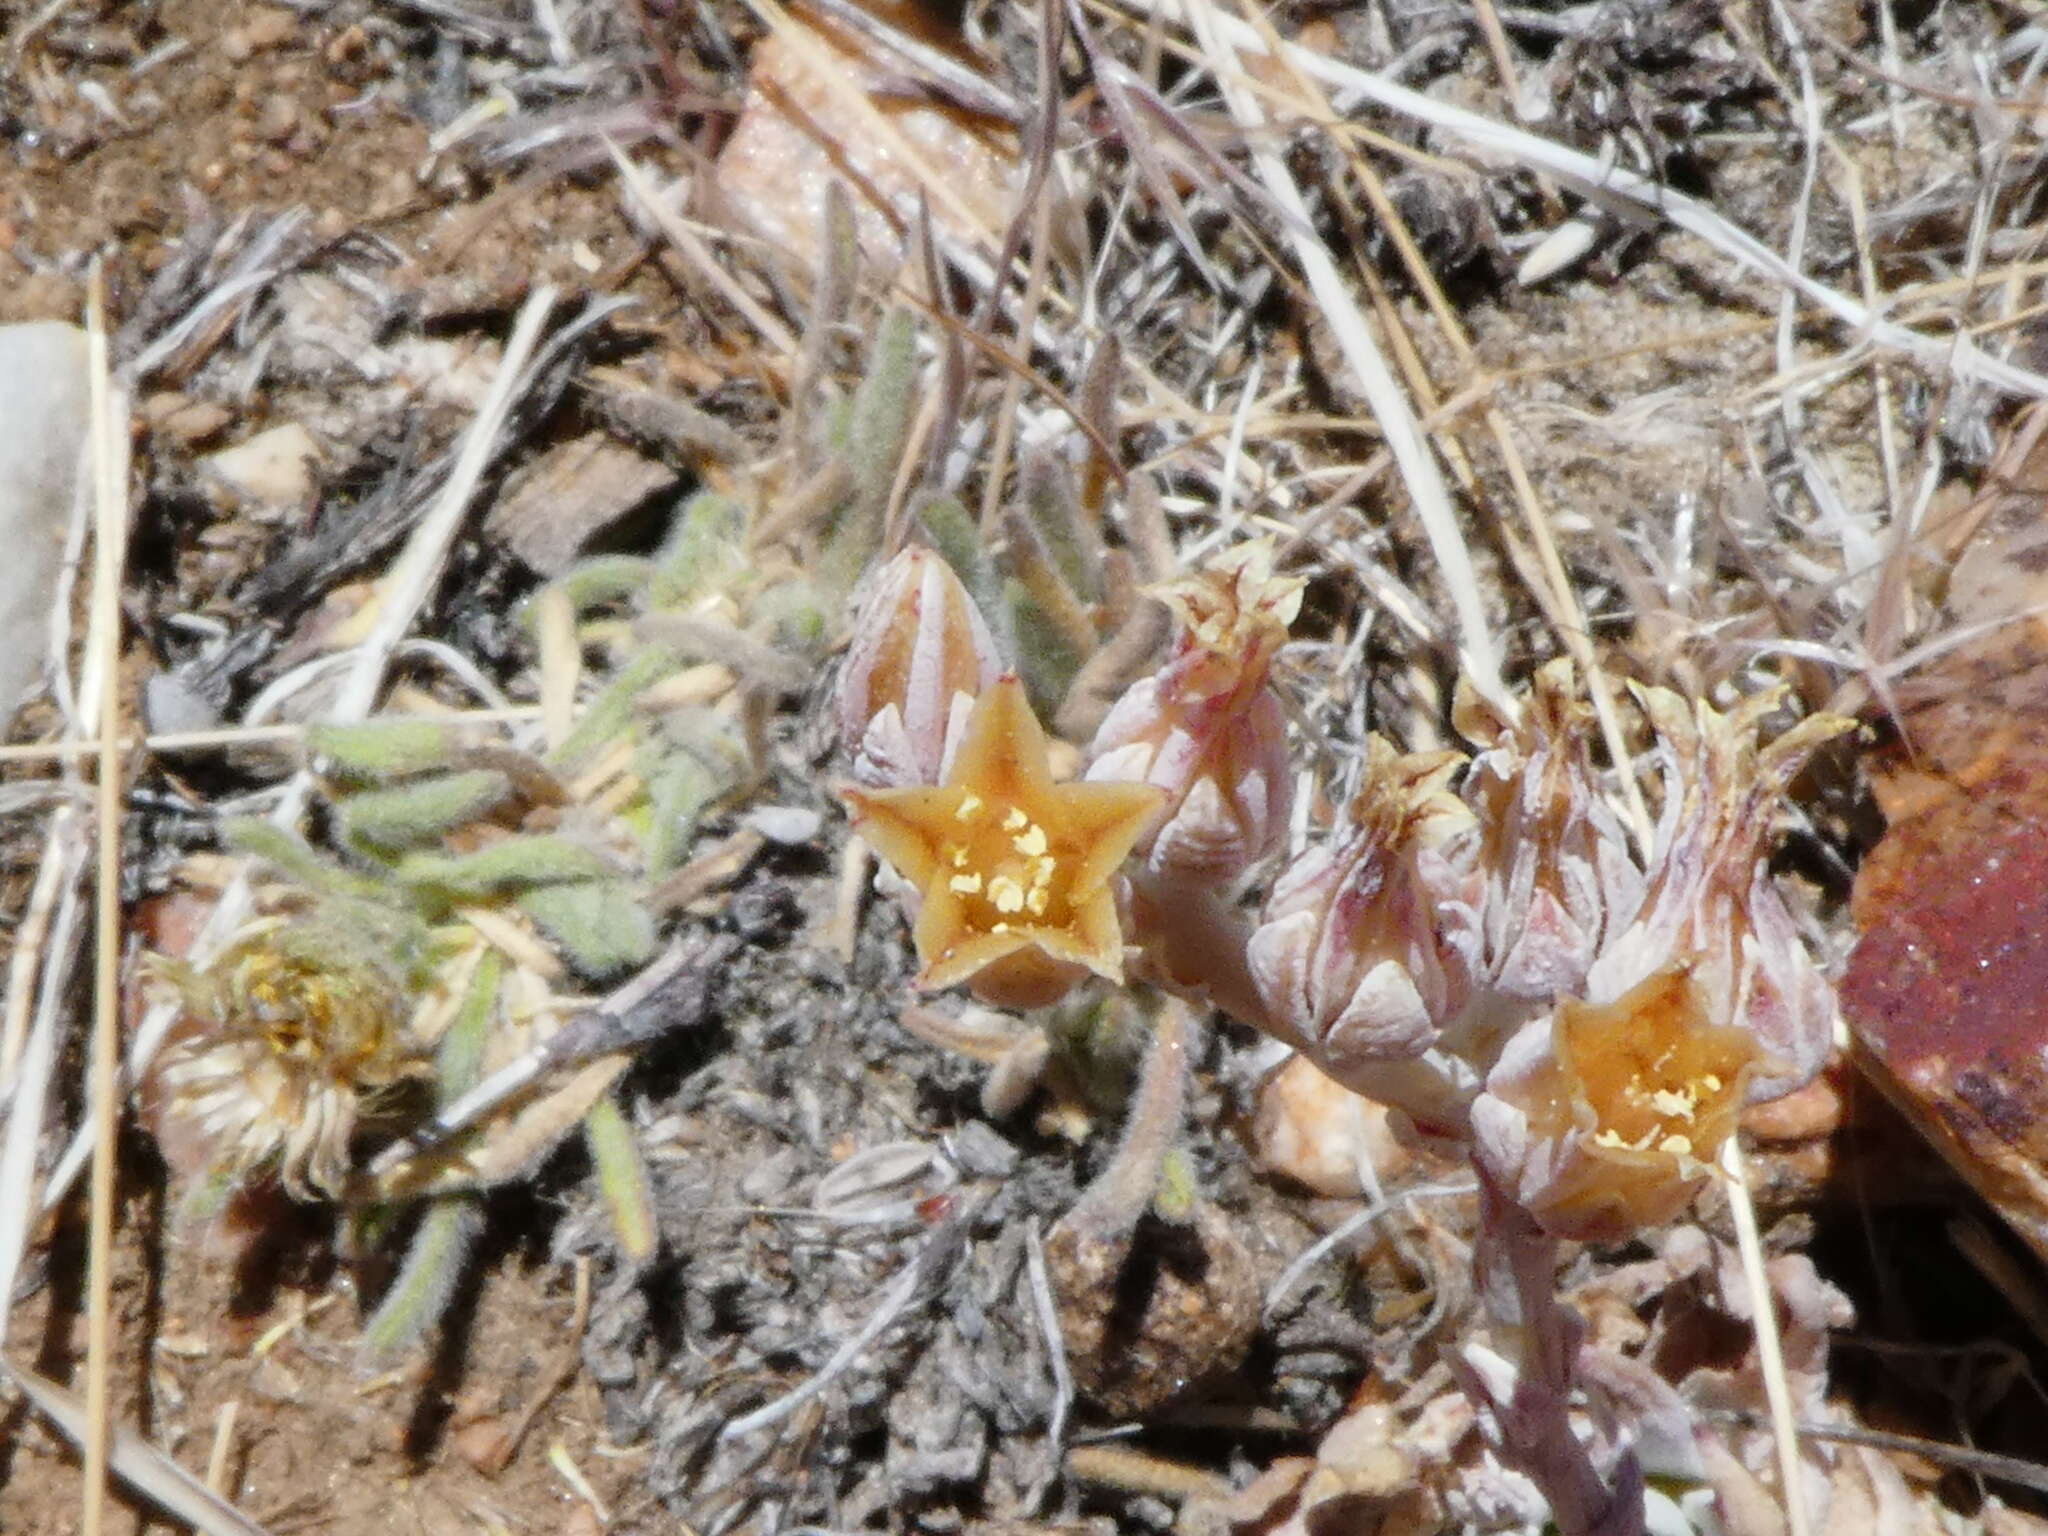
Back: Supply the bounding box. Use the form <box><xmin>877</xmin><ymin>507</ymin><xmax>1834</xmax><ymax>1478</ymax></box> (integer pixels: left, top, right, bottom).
<box><xmin>1246</xmin><ymin>738</ymin><xmax>1486</xmax><ymax>1136</ymax></box>
<box><xmin>1473</xmin><ymin>968</ymin><xmax>1758</xmax><ymax>1242</ymax></box>
<box><xmin>1584</xmin><ymin>685</ymin><xmax>1849</xmax><ymax>1102</ymax></box>
<box><xmin>844</xmin><ymin>675</ymin><xmax>1164</xmax><ymax>1009</ymax></box>
<box><xmin>1086</xmin><ymin>538</ymin><xmax>1302</xmax><ymax>885</ymax></box>
<box><xmin>147</xmin><ymin>915</ymin><xmax>428</xmax><ymax>1200</ymax></box>
<box><xmin>837</xmin><ymin>545</ymin><xmax>1005</xmax><ymax>789</ymax></box>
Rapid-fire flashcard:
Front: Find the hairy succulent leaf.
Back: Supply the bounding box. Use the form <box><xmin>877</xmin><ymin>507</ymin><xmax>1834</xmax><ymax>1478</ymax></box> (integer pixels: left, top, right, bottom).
<box><xmin>395</xmin><ymin>836</ymin><xmax>614</xmax><ymax>899</ymax></box>
<box><xmin>339</xmin><ymin>770</ymin><xmax>516</xmax><ymax>853</ymax></box>
<box><xmin>308</xmin><ymin>720</ymin><xmax>466</xmax><ymax>782</ymax></box>
<box><xmin>517</xmin><ymin>881</ymin><xmax>658</xmax><ymax>980</ymax></box>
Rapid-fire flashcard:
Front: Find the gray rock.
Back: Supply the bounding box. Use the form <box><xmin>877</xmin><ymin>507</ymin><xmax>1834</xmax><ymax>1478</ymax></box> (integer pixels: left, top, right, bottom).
<box><xmin>0</xmin><ymin>322</ymin><xmax>90</xmax><ymax>725</ymax></box>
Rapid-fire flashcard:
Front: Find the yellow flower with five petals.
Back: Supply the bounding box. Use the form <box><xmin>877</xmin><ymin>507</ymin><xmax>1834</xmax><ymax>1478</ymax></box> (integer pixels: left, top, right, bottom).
<box><xmin>844</xmin><ymin>677</ymin><xmax>1165</xmax><ymax>1009</ymax></box>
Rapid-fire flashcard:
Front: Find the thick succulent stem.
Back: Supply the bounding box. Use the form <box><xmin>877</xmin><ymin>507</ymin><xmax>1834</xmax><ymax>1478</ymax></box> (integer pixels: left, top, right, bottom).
<box><xmin>1464</xmin><ymin>1168</ymin><xmax>1645</xmax><ymax>1536</ymax></box>
<box><xmin>1057</xmin><ymin>997</ymin><xmax>1190</xmax><ymax>1247</ymax></box>
<box><xmin>1126</xmin><ymin>877</ymin><xmax>1289</xmax><ymax>1046</ymax></box>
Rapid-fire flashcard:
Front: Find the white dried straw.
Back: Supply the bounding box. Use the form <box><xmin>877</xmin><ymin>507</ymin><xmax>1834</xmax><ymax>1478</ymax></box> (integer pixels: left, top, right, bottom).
<box><xmin>1722</xmin><ymin>1138</ymin><xmax>1812</xmax><ymax>1536</ymax></box>
<box><xmin>2</xmin><ymin>1361</ymin><xmax>276</xmax><ymax>1536</ymax></box>
<box><xmin>1175</xmin><ymin>0</ymin><xmax>1508</xmax><ymax>706</ymax></box>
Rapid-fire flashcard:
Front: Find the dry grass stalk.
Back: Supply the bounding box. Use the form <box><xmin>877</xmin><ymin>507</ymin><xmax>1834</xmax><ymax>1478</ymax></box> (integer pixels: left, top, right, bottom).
<box><xmin>1121</xmin><ymin>0</ymin><xmax>2048</xmax><ymax>401</ymax></box>
<box><xmin>0</xmin><ymin>707</ymin><xmax>545</xmax><ymax>767</ymax></box>
<box><xmin>1721</xmin><ymin>1138</ymin><xmax>1811</xmax><ymax>1536</ymax></box>
<box><xmin>1176</xmin><ymin>0</ymin><xmax>1507</xmax><ymax>707</ymax></box>
<box><xmin>0</xmin><ymin>1361</ymin><xmax>274</xmax><ymax>1536</ymax></box>
<box><xmin>1222</xmin><ymin>0</ymin><xmax>1648</xmax><ymax>840</ymax></box>
<box><xmin>603</xmin><ymin>136</ymin><xmax>798</xmax><ymax>356</ymax></box>
<box><xmin>83</xmin><ymin>258</ymin><xmax>130</xmax><ymax>1536</ymax></box>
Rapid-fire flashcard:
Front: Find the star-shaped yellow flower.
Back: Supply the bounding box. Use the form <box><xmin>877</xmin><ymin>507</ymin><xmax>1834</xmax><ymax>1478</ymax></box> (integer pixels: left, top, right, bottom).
<box><xmin>843</xmin><ymin>676</ymin><xmax>1165</xmax><ymax>1009</ymax></box>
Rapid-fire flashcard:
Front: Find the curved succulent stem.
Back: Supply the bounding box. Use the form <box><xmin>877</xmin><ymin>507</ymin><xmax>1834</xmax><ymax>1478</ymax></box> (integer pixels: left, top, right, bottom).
<box><xmin>1462</xmin><ymin>1167</ymin><xmax>1645</xmax><ymax>1536</ymax></box>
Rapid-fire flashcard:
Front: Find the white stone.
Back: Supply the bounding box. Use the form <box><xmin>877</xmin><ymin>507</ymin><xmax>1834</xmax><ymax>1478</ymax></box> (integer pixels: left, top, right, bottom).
<box><xmin>0</xmin><ymin>322</ymin><xmax>91</xmax><ymax>723</ymax></box>
<box><xmin>746</xmin><ymin>805</ymin><xmax>824</xmax><ymax>845</ymax></box>
<box><xmin>203</xmin><ymin>422</ymin><xmax>322</xmax><ymax>508</ymax></box>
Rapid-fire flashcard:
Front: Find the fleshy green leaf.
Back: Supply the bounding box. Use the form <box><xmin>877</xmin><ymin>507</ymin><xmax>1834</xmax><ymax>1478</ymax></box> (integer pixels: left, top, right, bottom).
<box><xmin>583</xmin><ymin>1093</ymin><xmax>658</xmax><ymax>1263</ymax></box>
<box><xmin>220</xmin><ymin>818</ymin><xmax>391</xmax><ymax>904</ymax></box>
<box><xmin>531</xmin><ymin>555</ymin><xmax>652</xmax><ymax>627</ymax></box>
<box><xmin>357</xmin><ymin>1196</ymin><xmax>484</xmax><ymax>1367</ymax></box>
<box><xmin>396</xmin><ymin>835</ymin><xmax>614</xmax><ymax>899</ymax></box>
<box><xmin>517</xmin><ymin>881</ymin><xmax>657</xmax><ymax>980</ymax></box>
<box><xmin>638</xmin><ymin>747</ymin><xmax>723</xmax><ymax>875</ymax></box>
<box><xmin>435</xmin><ymin>948</ymin><xmax>502</xmax><ymax>1103</ymax></box>
<box><xmin>338</xmin><ymin>770</ymin><xmax>515</xmax><ymax>853</ymax></box>
<box><xmin>548</xmin><ymin>645</ymin><xmax>680</xmax><ymax>771</ymax></box>
<box><xmin>749</xmin><ymin>576</ymin><xmax>829</xmax><ymax>657</ymax></box>
<box><xmin>649</xmin><ymin>492</ymin><xmax>747</xmax><ymax>611</ymax></box>
<box><xmin>1018</xmin><ymin>452</ymin><xmax>1103</xmax><ymax>604</ymax></box>
<box><xmin>821</xmin><ymin>309</ymin><xmax>917</xmax><ymax>592</ymax></box>
<box><xmin>307</xmin><ymin>720</ymin><xmax>465</xmax><ymax>782</ymax></box>
<box><xmin>1005</xmin><ymin>576</ymin><xmax>1083</xmax><ymax>723</ymax></box>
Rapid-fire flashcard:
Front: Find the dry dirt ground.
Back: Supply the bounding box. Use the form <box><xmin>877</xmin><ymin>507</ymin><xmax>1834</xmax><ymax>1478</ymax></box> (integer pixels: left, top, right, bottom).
<box><xmin>10</xmin><ymin>0</ymin><xmax>2048</xmax><ymax>1532</ymax></box>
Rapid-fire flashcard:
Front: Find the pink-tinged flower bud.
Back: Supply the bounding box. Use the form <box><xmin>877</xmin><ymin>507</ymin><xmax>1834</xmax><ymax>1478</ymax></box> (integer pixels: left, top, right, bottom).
<box><xmin>1450</xmin><ymin>660</ymin><xmax>1642</xmax><ymax>1006</ymax></box>
<box><xmin>837</xmin><ymin>547</ymin><xmax>1004</xmax><ymax>789</ymax></box>
<box><xmin>1245</xmin><ymin>739</ymin><xmax>1485</xmax><ymax>1136</ymax></box>
<box><xmin>1085</xmin><ymin>538</ymin><xmax>1300</xmax><ymax>886</ymax></box>
<box><xmin>1582</xmin><ymin>686</ymin><xmax>1849</xmax><ymax>1102</ymax></box>
<box><xmin>1472</xmin><ymin>968</ymin><xmax>1759</xmax><ymax>1242</ymax></box>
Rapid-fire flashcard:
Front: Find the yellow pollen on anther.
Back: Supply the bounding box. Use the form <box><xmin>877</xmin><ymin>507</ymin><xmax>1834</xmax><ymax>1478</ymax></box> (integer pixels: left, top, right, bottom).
<box><xmin>1649</xmin><ymin>1087</ymin><xmax>1697</xmax><ymax>1120</ymax></box>
<box><xmin>1012</xmin><ymin>823</ymin><xmax>1049</xmax><ymax>857</ymax></box>
<box><xmin>988</xmin><ymin>876</ymin><xmax>1027</xmax><ymax>914</ymax></box>
<box><xmin>948</xmin><ymin>845</ymin><xmax>970</xmax><ymax>868</ymax></box>
<box><xmin>1702</xmin><ymin>1074</ymin><xmax>1722</xmax><ymax>1092</ymax></box>
<box><xmin>1593</xmin><ymin>1128</ymin><xmax>1628</xmax><ymax>1150</ymax></box>
<box><xmin>956</xmin><ymin>793</ymin><xmax>984</xmax><ymax>820</ymax></box>
<box><xmin>1659</xmin><ymin>1134</ymin><xmax>1693</xmax><ymax>1157</ymax></box>
<box><xmin>1025</xmin><ymin>887</ymin><xmax>1048</xmax><ymax>915</ymax></box>
<box><xmin>1002</xmin><ymin>806</ymin><xmax>1029</xmax><ymax>832</ymax></box>
<box><xmin>949</xmin><ymin>873</ymin><xmax>983</xmax><ymax>895</ymax></box>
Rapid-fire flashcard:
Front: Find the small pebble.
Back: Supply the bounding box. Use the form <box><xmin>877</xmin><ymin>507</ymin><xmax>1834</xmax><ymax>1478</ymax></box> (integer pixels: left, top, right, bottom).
<box><xmin>1741</xmin><ymin>1069</ymin><xmax>1844</xmax><ymax>1144</ymax></box>
<box><xmin>256</xmin><ymin>95</ymin><xmax>299</xmax><ymax>144</ymax></box>
<box><xmin>221</xmin><ymin>7</ymin><xmax>295</xmax><ymax>61</ymax></box>
<box><xmin>451</xmin><ymin>1416</ymin><xmax>515</xmax><ymax>1476</ymax></box>
<box><xmin>142</xmin><ymin>391</ymin><xmax>232</xmax><ymax>445</ymax></box>
<box><xmin>746</xmin><ymin>804</ymin><xmax>823</xmax><ymax>846</ymax></box>
<box><xmin>203</xmin><ymin>421</ymin><xmax>321</xmax><ymax>508</ymax></box>
<box><xmin>1252</xmin><ymin>1055</ymin><xmax>1411</xmax><ymax>1198</ymax></box>
<box><xmin>947</xmin><ymin>1120</ymin><xmax>1018</xmax><ymax>1180</ymax></box>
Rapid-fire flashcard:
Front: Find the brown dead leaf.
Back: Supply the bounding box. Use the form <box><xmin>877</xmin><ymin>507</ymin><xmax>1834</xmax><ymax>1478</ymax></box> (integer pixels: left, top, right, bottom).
<box><xmin>713</xmin><ymin>2</ymin><xmax>1019</xmax><ymax>273</ymax></box>
<box><xmin>486</xmin><ymin>432</ymin><xmax>680</xmax><ymax>576</ymax></box>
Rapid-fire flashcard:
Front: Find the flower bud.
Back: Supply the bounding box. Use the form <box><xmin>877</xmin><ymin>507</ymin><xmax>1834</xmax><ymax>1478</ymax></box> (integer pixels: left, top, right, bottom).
<box><xmin>837</xmin><ymin>547</ymin><xmax>1004</xmax><ymax>789</ymax></box>
<box><xmin>1085</xmin><ymin>538</ymin><xmax>1300</xmax><ymax>886</ymax></box>
<box><xmin>1451</xmin><ymin>660</ymin><xmax>1641</xmax><ymax>1005</ymax></box>
<box><xmin>1245</xmin><ymin>739</ymin><xmax>1485</xmax><ymax>1136</ymax></box>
